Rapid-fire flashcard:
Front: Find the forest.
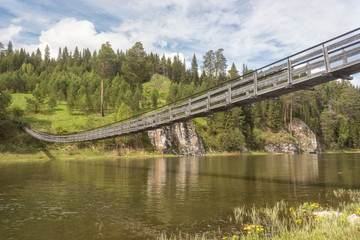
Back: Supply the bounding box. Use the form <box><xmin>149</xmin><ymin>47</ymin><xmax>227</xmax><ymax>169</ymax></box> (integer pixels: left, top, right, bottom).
<box><xmin>1</xmin><ymin>40</ymin><xmax>360</xmax><ymax>152</ymax></box>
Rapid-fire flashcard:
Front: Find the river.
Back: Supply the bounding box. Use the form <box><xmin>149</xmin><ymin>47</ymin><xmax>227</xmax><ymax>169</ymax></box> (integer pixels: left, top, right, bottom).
<box><xmin>0</xmin><ymin>153</ymin><xmax>360</xmax><ymax>239</ymax></box>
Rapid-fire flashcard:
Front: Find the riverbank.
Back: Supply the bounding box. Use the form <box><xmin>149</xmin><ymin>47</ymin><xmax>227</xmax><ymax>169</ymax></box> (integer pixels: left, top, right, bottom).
<box><xmin>157</xmin><ymin>189</ymin><xmax>360</xmax><ymax>240</ymax></box>
<box><xmin>2</xmin><ymin>142</ymin><xmax>360</xmax><ymax>163</ymax></box>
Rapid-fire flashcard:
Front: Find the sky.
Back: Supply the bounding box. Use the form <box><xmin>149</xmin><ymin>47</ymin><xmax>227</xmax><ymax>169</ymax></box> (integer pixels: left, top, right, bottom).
<box><xmin>1</xmin><ymin>0</ymin><xmax>360</xmax><ymax>85</ymax></box>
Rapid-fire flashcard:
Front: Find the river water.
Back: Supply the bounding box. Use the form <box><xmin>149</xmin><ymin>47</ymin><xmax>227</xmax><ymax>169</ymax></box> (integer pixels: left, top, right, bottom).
<box><xmin>0</xmin><ymin>153</ymin><xmax>360</xmax><ymax>239</ymax></box>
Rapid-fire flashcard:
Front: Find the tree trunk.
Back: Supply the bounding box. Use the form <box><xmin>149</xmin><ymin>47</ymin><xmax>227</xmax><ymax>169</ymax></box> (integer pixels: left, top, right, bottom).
<box><xmin>284</xmin><ymin>97</ymin><xmax>287</xmax><ymax>126</ymax></box>
<box><xmin>290</xmin><ymin>100</ymin><xmax>293</xmax><ymax>128</ymax></box>
<box><xmin>136</xmin><ymin>82</ymin><xmax>139</xmax><ymax>109</ymax></box>
<box><xmin>101</xmin><ymin>79</ymin><xmax>104</xmax><ymax>117</ymax></box>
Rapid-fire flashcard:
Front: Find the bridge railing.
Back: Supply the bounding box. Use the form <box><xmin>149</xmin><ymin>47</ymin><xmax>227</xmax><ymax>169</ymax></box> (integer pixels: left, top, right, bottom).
<box><xmin>21</xmin><ymin>27</ymin><xmax>360</xmax><ymax>143</ymax></box>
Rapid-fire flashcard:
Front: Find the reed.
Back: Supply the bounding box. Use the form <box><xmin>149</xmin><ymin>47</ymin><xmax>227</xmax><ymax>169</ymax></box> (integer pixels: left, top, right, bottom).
<box><xmin>158</xmin><ymin>190</ymin><xmax>360</xmax><ymax>240</ymax></box>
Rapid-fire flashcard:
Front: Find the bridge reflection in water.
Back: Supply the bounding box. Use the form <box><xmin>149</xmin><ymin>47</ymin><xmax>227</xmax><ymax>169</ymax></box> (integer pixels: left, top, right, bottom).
<box><xmin>2</xmin><ymin>154</ymin><xmax>360</xmax><ymax>239</ymax></box>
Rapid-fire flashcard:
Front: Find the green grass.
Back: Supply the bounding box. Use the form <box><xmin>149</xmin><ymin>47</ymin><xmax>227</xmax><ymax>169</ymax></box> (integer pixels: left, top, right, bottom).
<box><xmin>11</xmin><ymin>93</ymin><xmax>117</xmax><ymax>134</ymax></box>
<box><xmin>11</xmin><ymin>93</ymin><xmax>28</xmax><ymax>109</ymax></box>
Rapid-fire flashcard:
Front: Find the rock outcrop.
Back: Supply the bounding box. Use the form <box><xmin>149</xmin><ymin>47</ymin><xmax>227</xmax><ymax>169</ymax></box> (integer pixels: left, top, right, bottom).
<box><xmin>264</xmin><ymin>130</ymin><xmax>301</xmax><ymax>154</ymax></box>
<box><xmin>288</xmin><ymin>118</ymin><xmax>318</xmax><ymax>153</ymax></box>
<box><xmin>264</xmin><ymin>119</ymin><xmax>318</xmax><ymax>154</ymax></box>
<box><xmin>147</xmin><ymin>121</ymin><xmax>205</xmax><ymax>155</ymax></box>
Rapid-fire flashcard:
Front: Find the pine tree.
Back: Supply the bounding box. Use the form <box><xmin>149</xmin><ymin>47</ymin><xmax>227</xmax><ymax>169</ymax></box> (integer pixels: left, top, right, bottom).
<box><xmin>228</xmin><ymin>62</ymin><xmax>239</xmax><ymax>79</ymax></box>
<box><xmin>44</xmin><ymin>45</ymin><xmax>50</xmax><ymax>63</ymax></box>
<box><xmin>7</xmin><ymin>41</ymin><xmax>13</xmax><ymax>55</ymax></box>
<box><xmin>214</xmin><ymin>48</ymin><xmax>227</xmax><ymax>82</ymax></box>
<box><xmin>121</xmin><ymin>42</ymin><xmax>146</xmax><ymax>110</ymax></box>
<box><xmin>95</xmin><ymin>42</ymin><xmax>116</xmax><ymax>117</ymax></box>
<box><xmin>202</xmin><ymin>50</ymin><xmax>215</xmax><ymax>81</ymax></box>
<box><xmin>191</xmin><ymin>54</ymin><xmax>199</xmax><ymax>85</ymax></box>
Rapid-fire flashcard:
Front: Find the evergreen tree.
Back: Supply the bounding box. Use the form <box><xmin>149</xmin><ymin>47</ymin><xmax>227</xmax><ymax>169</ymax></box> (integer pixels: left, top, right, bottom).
<box><xmin>44</xmin><ymin>45</ymin><xmax>50</xmax><ymax>63</ymax></box>
<box><xmin>95</xmin><ymin>42</ymin><xmax>116</xmax><ymax>117</ymax></box>
<box><xmin>57</xmin><ymin>47</ymin><xmax>62</xmax><ymax>62</ymax></box>
<box><xmin>191</xmin><ymin>54</ymin><xmax>199</xmax><ymax>85</ymax></box>
<box><xmin>151</xmin><ymin>89</ymin><xmax>159</xmax><ymax>108</ymax></box>
<box><xmin>0</xmin><ymin>90</ymin><xmax>12</xmax><ymax>137</ymax></box>
<box><xmin>202</xmin><ymin>50</ymin><xmax>215</xmax><ymax>81</ymax></box>
<box><xmin>121</xmin><ymin>42</ymin><xmax>146</xmax><ymax>110</ymax></box>
<box><xmin>214</xmin><ymin>48</ymin><xmax>227</xmax><ymax>82</ymax></box>
<box><xmin>228</xmin><ymin>62</ymin><xmax>240</xmax><ymax>79</ymax></box>
<box><xmin>7</xmin><ymin>41</ymin><xmax>13</xmax><ymax>55</ymax></box>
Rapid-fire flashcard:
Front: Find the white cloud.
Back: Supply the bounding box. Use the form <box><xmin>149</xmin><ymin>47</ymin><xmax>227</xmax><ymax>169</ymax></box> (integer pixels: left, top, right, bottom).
<box><xmin>0</xmin><ymin>25</ymin><xmax>22</xmax><ymax>43</ymax></box>
<box><xmin>21</xmin><ymin>18</ymin><xmax>135</xmax><ymax>58</ymax></box>
<box><xmin>6</xmin><ymin>0</ymin><xmax>360</xmax><ymax>78</ymax></box>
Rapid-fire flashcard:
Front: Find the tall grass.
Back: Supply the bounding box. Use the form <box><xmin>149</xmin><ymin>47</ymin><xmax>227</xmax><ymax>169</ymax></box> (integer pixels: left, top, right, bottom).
<box><xmin>157</xmin><ymin>189</ymin><xmax>360</xmax><ymax>240</ymax></box>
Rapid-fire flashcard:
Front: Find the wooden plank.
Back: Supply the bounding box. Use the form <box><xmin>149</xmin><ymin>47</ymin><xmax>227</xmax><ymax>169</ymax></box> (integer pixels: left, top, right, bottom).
<box><xmin>171</xmin><ymin>106</ymin><xmax>187</xmax><ymax>115</ymax></box>
<box><xmin>291</xmin><ymin>48</ymin><xmax>323</xmax><ymax>65</ymax></box>
<box><xmin>208</xmin><ymin>85</ymin><xmax>228</xmax><ymax>97</ymax></box>
<box><xmin>329</xmin><ymin>46</ymin><xmax>360</xmax><ymax>63</ymax></box>
<box><xmin>231</xmin><ymin>86</ymin><xmax>253</xmax><ymax>97</ymax></box>
<box><xmin>210</xmin><ymin>102</ymin><xmax>227</xmax><ymax>110</ymax></box>
<box><xmin>258</xmin><ymin>62</ymin><xmax>287</xmax><ymax>77</ymax></box>
<box><xmin>191</xmin><ymin>94</ymin><xmax>207</xmax><ymax>103</ymax></box>
<box><xmin>327</xmin><ymin>33</ymin><xmax>360</xmax><ymax>51</ymax></box>
<box><xmin>191</xmin><ymin>108</ymin><xmax>208</xmax><ymax>116</ymax></box>
<box><xmin>190</xmin><ymin>100</ymin><xmax>207</xmax><ymax>110</ymax></box>
<box><xmin>231</xmin><ymin>76</ymin><xmax>254</xmax><ymax>88</ymax></box>
<box><xmin>210</xmin><ymin>93</ymin><xmax>228</xmax><ymax>103</ymax></box>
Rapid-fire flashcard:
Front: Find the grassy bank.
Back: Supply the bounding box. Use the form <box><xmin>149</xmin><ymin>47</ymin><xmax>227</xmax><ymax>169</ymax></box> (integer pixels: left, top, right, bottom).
<box><xmin>11</xmin><ymin>93</ymin><xmax>117</xmax><ymax>134</ymax></box>
<box><xmin>157</xmin><ymin>189</ymin><xmax>360</xmax><ymax>240</ymax></box>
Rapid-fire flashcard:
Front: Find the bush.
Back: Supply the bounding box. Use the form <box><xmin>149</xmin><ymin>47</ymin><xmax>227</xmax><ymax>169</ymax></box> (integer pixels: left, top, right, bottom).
<box><xmin>11</xmin><ymin>106</ymin><xmax>24</xmax><ymax>117</ymax></box>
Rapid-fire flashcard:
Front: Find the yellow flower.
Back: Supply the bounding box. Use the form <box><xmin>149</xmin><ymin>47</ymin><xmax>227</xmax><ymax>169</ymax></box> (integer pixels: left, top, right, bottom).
<box><xmin>222</xmin><ymin>237</ymin><xmax>227</xmax><ymax>240</ymax></box>
<box><xmin>290</xmin><ymin>207</ymin><xmax>293</xmax><ymax>211</ymax></box>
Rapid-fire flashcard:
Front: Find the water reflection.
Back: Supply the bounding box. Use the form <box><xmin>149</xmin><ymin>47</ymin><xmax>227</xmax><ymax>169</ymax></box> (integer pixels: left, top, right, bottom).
<box><xmin>1</xmin><ymin>153</ymin><xmax>360</xmax><ymax>240</ymax></box>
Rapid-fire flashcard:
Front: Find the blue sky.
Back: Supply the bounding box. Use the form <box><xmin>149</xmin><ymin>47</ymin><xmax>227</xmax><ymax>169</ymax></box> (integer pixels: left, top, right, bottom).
<box><xmin>1</xmin><ymin>0</ymin><xmax>360</xmax><ymax>85</ymax></box>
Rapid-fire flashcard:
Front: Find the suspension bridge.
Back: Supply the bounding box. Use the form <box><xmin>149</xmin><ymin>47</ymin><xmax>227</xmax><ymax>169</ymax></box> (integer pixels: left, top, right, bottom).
<box><xmin>21</xmin><ymin>28</ymin><xmax>360</xmax><ymax>143</ymax></box>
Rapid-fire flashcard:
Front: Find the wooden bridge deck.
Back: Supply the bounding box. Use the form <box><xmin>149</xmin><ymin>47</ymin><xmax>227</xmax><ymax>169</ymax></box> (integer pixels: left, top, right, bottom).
<box><xmin>22</xmin><ymin>28</ymin><xmax>360</xmax><ymax>143</ymax></box>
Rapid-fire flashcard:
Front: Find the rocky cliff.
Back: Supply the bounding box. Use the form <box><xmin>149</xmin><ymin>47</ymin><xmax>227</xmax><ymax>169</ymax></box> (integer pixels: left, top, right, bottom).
<box><xmin>264</xmin><ymin>119</ymin><xmax>318</xmax><ymax>154</ymax></box>
<box><xmin>147</xmin><ymin>121</ymin><xmax>205</xmax><ymax>155</ymax></box>
<box><xmin>288</xmin><ymin>118</ymin><xmax>318</xmax><ymax>153</ymax></box>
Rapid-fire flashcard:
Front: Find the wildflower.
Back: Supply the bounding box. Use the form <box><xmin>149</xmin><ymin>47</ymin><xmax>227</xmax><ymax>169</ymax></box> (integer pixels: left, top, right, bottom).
<box><xmin>290</xmin><ymin>207</ymin><xmax>293</xmax><ymax>211</ymax></box>
<box><xmin>340</xmin><ymin>216</ymin><xmax>348</xmax><ymax>222</ymax></box>
<box><xmin>222</xmin><ymin>237</ymin><xmax>227</xmax><ymax>240</ymax></box>
<box><xmin>296</xmin><ymin>219</ymin><xmax>302</xmax><ymax>224</ymax></box>
<box><xmin>232</xmin><ymin>235</ymin><xmax>239</xmax><ymax>239</ymax></box>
